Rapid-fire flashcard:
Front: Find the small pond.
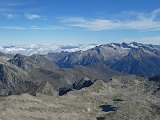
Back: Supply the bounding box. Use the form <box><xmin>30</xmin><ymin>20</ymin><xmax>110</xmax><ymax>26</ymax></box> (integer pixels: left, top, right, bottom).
<box><xmin>96</xmin><ymin>117</ymin><xmax>105</xmax><ymax>120</ymax></box>
<box><xmin>99</xmin><ymin>105</ymin><xmax>117</xmax><ymax>112</ymax></box>
<box><xmin>113</xmin><ymin>98</ymin><xmax>123</xmax><ymax>102</ymax></box>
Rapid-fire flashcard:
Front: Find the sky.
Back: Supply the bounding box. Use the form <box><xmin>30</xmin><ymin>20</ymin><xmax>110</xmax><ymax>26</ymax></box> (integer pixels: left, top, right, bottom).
<box><xmin>0</xmin><ymin>0</ymin><xmax>160</xmax><ymax>45</ymax></box>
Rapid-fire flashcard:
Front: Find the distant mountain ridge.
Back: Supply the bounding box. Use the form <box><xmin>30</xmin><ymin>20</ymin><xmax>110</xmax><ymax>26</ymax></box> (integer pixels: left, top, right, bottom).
<box><xmin>47</xmin><ymin>42</ymin><xmax>160</xmax><ymax>77</ymax></box>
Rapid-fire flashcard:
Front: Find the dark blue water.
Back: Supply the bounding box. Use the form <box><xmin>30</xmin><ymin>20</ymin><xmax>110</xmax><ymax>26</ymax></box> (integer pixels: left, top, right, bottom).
<box><xmin>96</xmin><ymin>117</ymin><xmax>105</xmax><ymax>120</ymax></box>
<box><xmin>99</xmin><ymin>105</ymin><xmax>117</xmax><ymax>112</ymax></box>
<box><xmin>113</xmin><ymin>99</ymin><xmax>123</xmax><ymax>102</ymax></box>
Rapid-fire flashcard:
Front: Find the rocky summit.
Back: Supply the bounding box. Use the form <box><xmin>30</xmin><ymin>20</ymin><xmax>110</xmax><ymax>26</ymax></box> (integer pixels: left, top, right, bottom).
<box><xmin>0</xmin><ymin>76</ymin><xmax>159</xmax><ymax>120</ymax></box>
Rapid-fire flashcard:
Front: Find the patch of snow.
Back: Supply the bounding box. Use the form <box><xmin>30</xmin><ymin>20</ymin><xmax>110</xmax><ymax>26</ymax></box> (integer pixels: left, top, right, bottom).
<box><xmin>120</xmin><ymin>46</ymin><xmax>130</xmax><ymax>50</ymax></box>
<box><xmin>129</xmin><ymin>43</ymin><xmax>139</xmax><ymax>48</ymax></box>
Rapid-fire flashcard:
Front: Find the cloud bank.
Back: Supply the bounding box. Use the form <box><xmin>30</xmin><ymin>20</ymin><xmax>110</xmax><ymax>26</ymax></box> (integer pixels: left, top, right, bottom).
<box><xmin>0</xmin><ymin>44</ymin><xmax>97</xmax><ymax>55</ymax></box>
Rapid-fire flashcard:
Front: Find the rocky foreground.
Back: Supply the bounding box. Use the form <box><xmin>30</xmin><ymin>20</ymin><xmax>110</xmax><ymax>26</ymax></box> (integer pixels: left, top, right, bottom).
<box><xmin>0</xmin><ymin>75</ymin><xmax>159</xmax><ymax>120</ymax></box>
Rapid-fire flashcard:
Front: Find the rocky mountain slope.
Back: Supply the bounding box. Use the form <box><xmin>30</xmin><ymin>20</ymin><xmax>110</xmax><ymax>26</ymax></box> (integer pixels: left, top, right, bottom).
<box><xmin>111</xmin><ymin>48</ymin><xmax>160</xmax><ymax>77</ymax></box>
<box><xmin>0</xmin><ymin>52</ymin><xmax>121</xmax><ymax>96</ymax></box>
<box><xmin>49</xmin><ymin>42</ymin><xmax>160</xmax><ymax>77</ymax></box>
<box><xmin>0</xmin><ymin>75</ymin><xmax>159</xmax><ymax>120</ymax></box>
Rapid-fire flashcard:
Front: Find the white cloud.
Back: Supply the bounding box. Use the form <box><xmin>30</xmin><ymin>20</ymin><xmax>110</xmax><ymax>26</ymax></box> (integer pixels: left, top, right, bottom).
<box><xmin>65</xmin><ymin>18</ymin><xmax>121</xmax><ymax>31</ymax></box>
<box><xmin>140</xmin><ymin>36</ymin><xmax>160</xmax><ymax>45</ymax></box>
<box><xmin>3</xmin><ymin>13</ymin><xmax>15</xmax><ymax>19</ymax></box>
<box><xmin>0</xmin><ymin>26</ymin><xmax>24</xmax><ymax>30</ymax></box>
<box><xmin>58</xmin><ymin>9</ymin><xmax>160</xmax><ymax>31</ymax></box>
<box><xmin>25</xmin><ymin>14</ymin><xmax>41</xmax><ymax>20</ymax></box>
<box><xmin>0</xmin><ymin>26</ymin><xmax>66</xmax><ymax>30</ymax></box>
<box><xmin>151</xmin><ymin>9</ymin><xmax>160</xmax><ymax>19</ymax></box>
<box><xmin>121</xmin><ymin>36</ymin><xmax>160</xmax><ymax>45</ymax></box>
<box><xmin>0</xmin><ymin>44</ymin><xmax>97</xmax><ymax>55</ymax></box>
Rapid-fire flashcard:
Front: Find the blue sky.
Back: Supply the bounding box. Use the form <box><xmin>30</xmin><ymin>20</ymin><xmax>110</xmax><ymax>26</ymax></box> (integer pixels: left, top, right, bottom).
<box><xmin>0</xmin><ymin>0</ymin><xmax>160</xmax><ymax>45</ymax></box>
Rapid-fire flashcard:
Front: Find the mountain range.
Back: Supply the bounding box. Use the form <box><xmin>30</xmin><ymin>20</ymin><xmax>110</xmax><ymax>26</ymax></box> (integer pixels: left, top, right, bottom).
<box><xmin>0</xmin><ymin>42</ymin><xmax>159</xmax><ymax>96</ymax></box>
<box><xmin>0</xmin><ymin>52</ymin><xmax>122</xmax><ymax>96</ymax></box>
<box><xmin>0</xmin><ymin>42</ymin><xmax>160</xmax><ymax>120</ymax></box>
<box><xmin>47</xmin><ymin>42</ymin><xmax>160</xmax><ymax>77</ymax></box>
